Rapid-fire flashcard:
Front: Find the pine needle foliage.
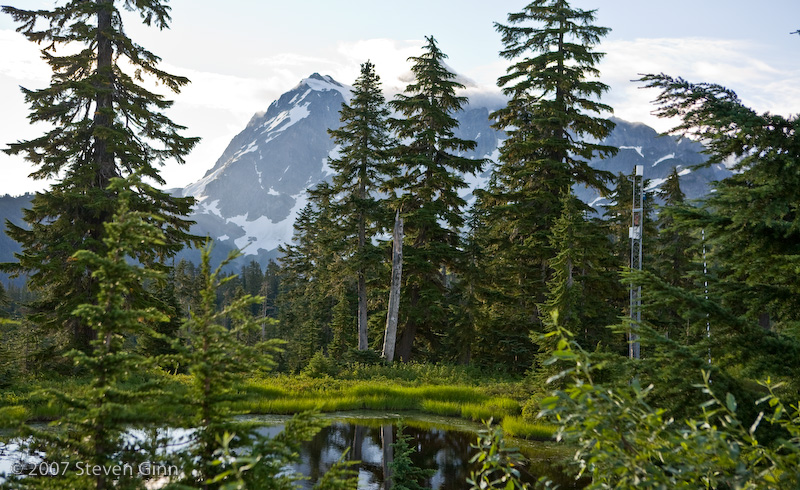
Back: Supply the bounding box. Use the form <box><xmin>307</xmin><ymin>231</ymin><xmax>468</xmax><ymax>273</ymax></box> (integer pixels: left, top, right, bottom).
<box><xmin>640</xmin><ymin>73</ymin><xmax>800</xmax><ymax>334</ymax></box>
<box><xmin>388</xmin><ymin>36</ymin><xmax>484</xmax><ymax>361</ymax></box>
<box><xmin>174</xmin><ymin>244</ymin><xmax>283</xmax><ymax>488</ymax></box>
<box><xmin>1</xmin><ymin>0</ymin><xmax>199</xmax><ymax>354</ymax></box>
<box><xmin>473</xmin><ymin>0</ymin><xmax>617</xmax><ymax>367</ymax></box>
<box><xmin>4</xmin><ymin>175</ymin><xmax>172</xmax><ymax>490</ymax></box>
<box><xmin>326</xmin><ymin>60</ymin><xmax>396</xmax><ymax>352</ymax></box>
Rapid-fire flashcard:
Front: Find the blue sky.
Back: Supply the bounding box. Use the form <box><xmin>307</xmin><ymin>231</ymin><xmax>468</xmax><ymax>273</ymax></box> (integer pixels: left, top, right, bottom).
<box><xmin>1</xmin><ymin>0</ymin><xmax>798</xmax><ymax>195</ymax></box>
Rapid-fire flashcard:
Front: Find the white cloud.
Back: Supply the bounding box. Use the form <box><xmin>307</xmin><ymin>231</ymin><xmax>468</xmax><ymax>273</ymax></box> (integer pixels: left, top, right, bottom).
<box><xmin>3</xmin><ymin>31</ymin><xmax>800</xmax><ymax>195</ymax></box>
<box><xmin>597</xmin><ymin>38</ymin><xmax>800</xmax><ymax>132</ymax></box>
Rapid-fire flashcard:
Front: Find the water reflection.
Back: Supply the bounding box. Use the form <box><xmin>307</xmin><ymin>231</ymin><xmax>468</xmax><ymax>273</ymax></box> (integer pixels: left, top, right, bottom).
<box><xmin>269</xmin><ymin>419</ymin><xmax>583</xmax><ymax>490</ymax></box>
<box><xmin>1</xmin><ymin>416</ymin><xmax>584</xmax><ymax>489</ymax></box>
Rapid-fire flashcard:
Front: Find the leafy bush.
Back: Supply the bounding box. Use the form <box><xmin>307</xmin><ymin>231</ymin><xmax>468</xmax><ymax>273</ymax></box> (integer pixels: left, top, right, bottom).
<box><xmin>302</xmin><ymin>350</ymin><xmax>340</xmax><ymax>378</ymax></box>
<box><xmin>539</xmin><ymin>328</ymin><xmax>800</xmax><ymax>488</ymax></box>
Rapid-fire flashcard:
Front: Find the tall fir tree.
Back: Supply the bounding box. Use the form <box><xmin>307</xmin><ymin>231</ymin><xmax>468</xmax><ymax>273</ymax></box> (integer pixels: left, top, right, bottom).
<box><xmin>649</xmin><ymin>167</ymin><xmax>699</xmax><ymax>342</ymax></box>
<box><xmin>1</xmin><ymin>0</ymin><xmax>198</xmax><ymax>354</ymax></box>
<box><xmin>326</xmin><ymin>61</ymin><xmax>395</xmax><ymax>351</ymax></box>
<box><xmin>473</xmin><ymin>0</ymin><xmax>616</xmax><ymax>367</ymax></box>
<box><xmin>7</xmin><ymin>176</ymin><xmax>172</xmax><ymax>490</ymax></box>
<box><xmin>641</xmin><ymin>74</ymin><xmax>800</xmax><ymax>335</ymax></box>
<box><xmin>388</xmin><ymin>36</ymin><xmax>484</xmax><ymax>361</ymax></box>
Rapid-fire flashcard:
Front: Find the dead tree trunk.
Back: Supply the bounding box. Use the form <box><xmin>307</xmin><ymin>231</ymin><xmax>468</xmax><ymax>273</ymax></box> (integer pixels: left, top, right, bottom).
<box><xmin>382</xmin><ymin>210</ymin><xmax>403</xmax><ymax>362</ymax></box>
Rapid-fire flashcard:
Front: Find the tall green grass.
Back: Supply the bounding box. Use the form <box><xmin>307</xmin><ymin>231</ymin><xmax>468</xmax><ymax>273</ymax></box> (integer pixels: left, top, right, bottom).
<box><xmin>501</xmin><ymin>415</ymin><xmax>556</xmax><ymax>441</ymax></box>
<box><xmin>6</xmin><ymin>369</ymin><xmax>554</xmax><ymax>439</ymax></box>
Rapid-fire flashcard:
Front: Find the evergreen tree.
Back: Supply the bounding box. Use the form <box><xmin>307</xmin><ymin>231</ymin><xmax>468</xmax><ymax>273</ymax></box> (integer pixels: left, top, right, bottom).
<box><xmin>326</xmin><ymin>60</ymin><xmax>395</xmax><ymax>352</ymax></box>
<box><xmin>240</xmin><ymin>259</ymin><xmax>264</xmax><ymax>317</ymax></box>
<box><xmin>473</xmin><ymin>0</ymin><xmax>616</xmax><ymax>367</ymax></box>
<box><xmin>1</xmin><ymin>0</ymin><xmax>199</xmax><ymax>353</ymax></box>
<box><xmin>6</xmin><ymin>176</ymin><xmax>171</xmax><ymax>490</ymax></box>
<box><xmin>388</xmin><ymin>36</ymin><xmax>484</xmax><ymax>361</ymax></box>
<box><xmin>649</xmin><ymin>167</ymin><xmax>699</xmax><ymax>342</ymax></box>
<box><xmin>176</xmin><ymin>244</ymin><xmax>282</xmax><ymax>488</ymax></box>
<box><xmin>277</xmin><ymin>195</ymin><xmax>340</xmax><ymax>369</ymax></box>
<box><xmin>641</xmin><ymin>74</ymin><xmax>800</xmax><ymax>336</ymax></box>
<box><xmin>539</xmin><ymin>192</ymin><xmax>622</xmax><ymax>360</ymax></box>
<box><xmin>0</xmin><ymin>282</ymin><xmax>8</xmax><ymax>318</ymax></box>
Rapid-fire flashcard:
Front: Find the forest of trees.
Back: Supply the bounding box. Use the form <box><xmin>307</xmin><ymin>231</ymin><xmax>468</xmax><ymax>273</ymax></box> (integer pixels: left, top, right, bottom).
<box><xmin>1</xmin><ymin>0</ymin><xmax>799</xmax><ymax>489</ymax></box>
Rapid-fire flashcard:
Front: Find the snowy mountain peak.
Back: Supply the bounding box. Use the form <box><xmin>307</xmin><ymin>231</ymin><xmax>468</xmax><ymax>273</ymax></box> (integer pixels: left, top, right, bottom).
<box><xmin>175</xmin><ymin>76</ymin><xmax>727</xmax><ymax>269</ymax></box>
<box><xmin>179</xmin><ymin>74</ymin><xmax>351</xmax><ymax>262</ymax></box>
<box><xmin>295</xmin><ymin>72</ymin><xmax>353</xmax><ymax>102</ymax></box>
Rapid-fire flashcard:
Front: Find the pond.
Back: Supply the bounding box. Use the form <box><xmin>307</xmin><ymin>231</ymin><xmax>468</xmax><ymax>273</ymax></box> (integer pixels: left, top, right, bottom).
<box><xmin>0</xmin><ymin>412</ymin><xmax>584</xmax><ymax>489</ymax></box>
<box><xmin>250</xmin><ymin>411</ymin><xmax>584</xmax><ymax>489</ymax></box>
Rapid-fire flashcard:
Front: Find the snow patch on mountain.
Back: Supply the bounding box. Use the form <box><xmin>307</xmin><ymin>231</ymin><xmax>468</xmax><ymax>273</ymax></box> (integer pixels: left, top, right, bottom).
<box><xmin>260</xmin><ymin>103</ymin><xmax>310</xmax><ymax>135</ymax></box>
<box><xmin>647</xmin><ymin>178</ymin><xmax>667</xmax><ymax>190</ymax></box>
<box><xmin>228</xmin><ymin>193</ymin><xmax>309</xmax><ymax>252</ymax></box>
<box><xmin>620</xmin><ymin>146</ymin><xmax>644</xmax><ymax>158</ymax></box>
<box><xmin>321</xmin><ymin>145</ymin><xmax>342</xmax><ymax>178</ymax></box>
<box><xmin>199</xmin><ymin>199</ymin><xmax>223</xmax><ymax>218</ymax></box>
<box><xmin>653</xmin><ymin>153</ymin><xmax>675</xmax><ymax>166</ymax></box>
<box><xmin>297</xmin><ymin>74</ymin><xmax>352</xmax><ymax>103</ymax></box>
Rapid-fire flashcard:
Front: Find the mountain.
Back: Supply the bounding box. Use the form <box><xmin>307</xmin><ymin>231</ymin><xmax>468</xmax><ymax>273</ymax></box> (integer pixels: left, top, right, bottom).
<box><xmin>179</xmin><ymin>74</ymin><xmax>729</xmax><ymax>266</ymax></box>
<box><xmin>177</xmin><ymin>73</ymin><xmax>504</xmax><ymax>266</ymax></box>
<box><xmin>0</xmin><ymin>193</ymin><xmax>33</xmax><ymax>286</ymax></box>
<box><xmin>0</xmin><ymin>74</ymin><xmax>731</xmax><ymax>273</ymax></box>
<box><xmin>577</xmin><ymin>117</ymin><xmax>732</xmax><ymax>210</ymax></box>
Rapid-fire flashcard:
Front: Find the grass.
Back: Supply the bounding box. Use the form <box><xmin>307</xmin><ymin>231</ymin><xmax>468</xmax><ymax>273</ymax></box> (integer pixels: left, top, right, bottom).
<box><xmin>2</xmin><ymin>365</ymin><xmax>556</xmax><ymax>440</ymax></box>
<box><xmin>230</xmin><ymin>374</ymin><xmax>540</xmax><ymax>436</ymax></box>
<box><xmin>501</xmin><ymin>415</ymin><xmax>557</xmax><ymax>441</ymax></box>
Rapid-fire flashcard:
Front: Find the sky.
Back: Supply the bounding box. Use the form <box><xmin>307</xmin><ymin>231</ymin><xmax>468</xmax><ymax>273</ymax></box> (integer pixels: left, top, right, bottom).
<box><xmin>0</xmin><ymin>0</ymin><xmax>798</xmax><ymax>196</ymax></box>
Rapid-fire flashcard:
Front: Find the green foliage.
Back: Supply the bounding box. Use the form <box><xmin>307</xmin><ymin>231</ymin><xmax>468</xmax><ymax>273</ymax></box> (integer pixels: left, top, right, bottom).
<box><xmin>3</xmin><ymin>176</ymin><xmax>172</xmax><ymax>490</ymax></box>
<box><xmin>277</xmin><ymin>199</ymin><xmax>339</xmax><ymax>370</ymax></box>
<box><xmin>641</xmin><ymin>73</ymin><xmax>800</xmax><ymax>334</ymax></box>
<box><xmin>388</xmin><ymin>35</ymin><xmax>483</xmax><ymax>362</ymax></box>
<box><xmin>540</xmin><ymin>327</ymin><xmax>800</xmax><ymax>489</ymax></box>
<box><xmin>539</xmin><ymin>193</ymin><xmax>621</xmax><ymax>358</ymax></box>
<box><xmin>0</xmin><ymin>317</ymin><xmax>21</xmax><ymax>387</ymax></box>
<box><xmin>473</xmin><ymin>0</ymin><xmax>617</xmax><ymax>368</ymax></box>
<box><xmin>0</xmin><ymin>0</ymin><xmax>198</xmax><ymax>354</ymax></box>
<box><xmin>388</xmin><ymin>423</ymin><xmax>434</xmax><ymax>490</ymax></box>
<box><xmin>311</xmin><ymin>451</ymin><xmax>359</xmax><ymax>490</ymax></box>
<box><xmin>327</xmin><ymin>60</ymin><xmax>396</xmax><ymax>352</ymax></box>
<box><xmin>302</xmin><ymin>350</ymin><xmax>340</xmax><ymax>378</ymax></box>
<box><xmin>648</xmin><ymin>167</ymin><xmax>699</xmax><ymax>342</ymax></box>
<box><xmin>276</xmin><ymin>62</ymin><xmax>395</xmax><ymax>368</ymax></box>
<box><xmin>500</xmin><ymin>416</ymin><xmax>556</xmax><ymax>441</ymax></box>
<box><xmin>174</xmin><ymin>244</ymin><xmax>283</xmax><ymax>487</ymax></box>
<box><xmin>467</xmin><ymin>421</ymin><xmax>531</xmax><ymax>489</ymax></box>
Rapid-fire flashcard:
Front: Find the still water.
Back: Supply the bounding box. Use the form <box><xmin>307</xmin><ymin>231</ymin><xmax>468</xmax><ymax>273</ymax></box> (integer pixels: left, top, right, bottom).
<box><xmin>0</xmin><ymin>412</ymin><xmax>584</xmax><ymax>489</ymax></box>
<box><xmin>252</xmin><ymin>412</ymin><xmax>584</xmax><ymax>489</ymax></box>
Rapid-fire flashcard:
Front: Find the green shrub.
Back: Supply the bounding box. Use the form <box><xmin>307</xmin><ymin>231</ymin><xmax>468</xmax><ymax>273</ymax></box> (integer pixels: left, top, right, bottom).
<box><xmin>301</xmin><ymin>350</ymin><xmax>340</xmax><ymax>378</ymax></box>
<box><xmin>541</xmin><ymin>329</ymin><xmax>800</xmax><ymax>488</ymax></box>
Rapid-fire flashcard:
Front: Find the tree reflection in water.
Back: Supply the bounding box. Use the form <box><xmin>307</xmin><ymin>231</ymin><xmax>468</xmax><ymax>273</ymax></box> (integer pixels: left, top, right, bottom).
<box><xmin>269</xmin><ymin>419</ymin><xmax>583</xmax><ymax>490</ymax></box>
